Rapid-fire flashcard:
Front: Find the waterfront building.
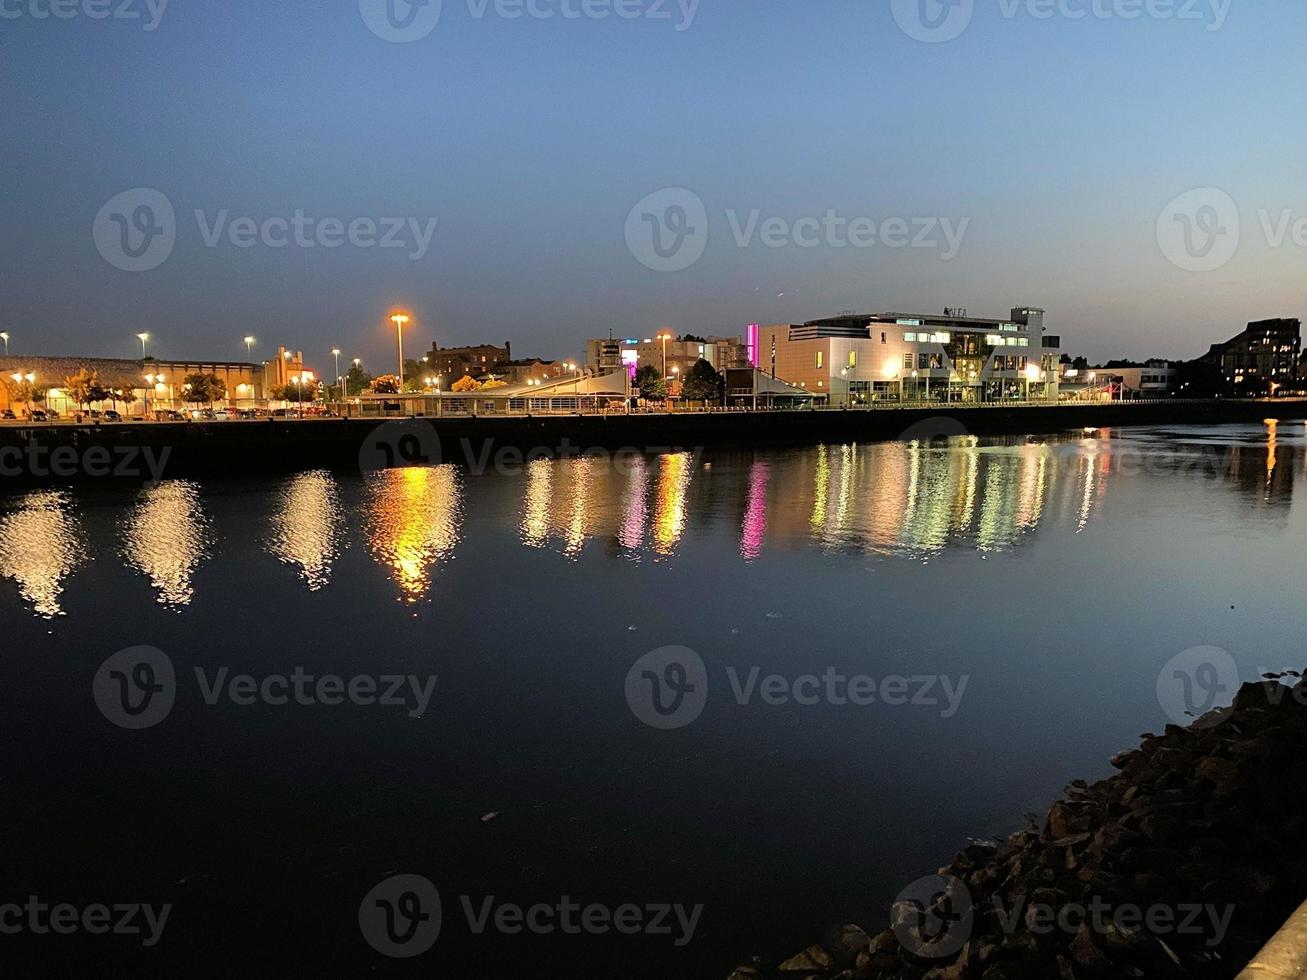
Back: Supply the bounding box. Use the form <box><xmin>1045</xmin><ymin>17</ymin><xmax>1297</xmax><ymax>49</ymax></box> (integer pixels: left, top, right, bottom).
<box><xmin>585</xmin><ymin>335</ymin><xmax>749</xmax><ymax>378</ymax></box>
<box><xmin>755</xmin><ymin>307</ymin><xmax>1060</xmax><ymax>405</ymax></box>
<box><xmin>1196</xmin><ymin>318</ymin><xmax>1301</xmax><ymax>394</ymax></box>
<box><xmin>495</xmin><ymin>358</ymin><xmax>566</xmax><ymax>385</ymax></box>
<box><xmin>426</xmin><ymin>341</ymin><xmax>513</xmax><ymax>381</ymax></box>
<box><xmin>0</xmin><ymin>354</ymin><xmax>277</xmax><ymax>413</ymax></box>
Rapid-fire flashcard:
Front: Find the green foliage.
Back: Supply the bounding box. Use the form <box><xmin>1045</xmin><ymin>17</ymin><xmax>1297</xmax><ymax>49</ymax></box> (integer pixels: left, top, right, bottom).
<box><xmin>634</xmin><ymin>365</ymin><xmax>666</xmax><ymax>401</ymax></box>
<box><xmin>182</xmin><ymin>373</ymin><xmax>227</xmax><ymax>405</ymax></box>
<box><xmin>370</xmin><ymin>374</ymin><xmax>401</xmax><ymax>394</ymax></box>
<box><xmin>681</xmin><ymin>358</ymin><xmax>724</xmax><ymax>403</ymax></box>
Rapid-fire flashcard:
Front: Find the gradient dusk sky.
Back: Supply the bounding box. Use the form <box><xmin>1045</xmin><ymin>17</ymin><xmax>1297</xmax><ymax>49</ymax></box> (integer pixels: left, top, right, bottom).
<box><xmin>2</xmin><ymin>0</ymin><xmax>1304</xmax><ymax>371</ymax></box>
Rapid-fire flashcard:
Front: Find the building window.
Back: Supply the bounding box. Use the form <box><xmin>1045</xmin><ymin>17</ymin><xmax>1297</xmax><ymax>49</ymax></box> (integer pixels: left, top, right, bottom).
<box><xmin>880</xmin><ymin>332</ymin><xmax>887</xmax><ymax>344</ymax></box>
<box><xmin>904</xmin><ymin>353</ymin><xmax>914</xmax><ymax>370</ymax></box>
<box><xmin>848</xmin><ymin>351</ymin><xmax>856</xmax><ymax>367</ymax></box>
<box><xmin>816</xmin><ymin>352</ymin><xmax>824</xmax><ymax>369</ymax></box>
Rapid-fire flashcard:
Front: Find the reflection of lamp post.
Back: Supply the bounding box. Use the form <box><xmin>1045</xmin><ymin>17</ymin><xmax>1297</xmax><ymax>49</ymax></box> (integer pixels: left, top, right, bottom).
<box><xmin>391</xmin><ymin>313</ymin><xmax>409</xmax><ymax>386</ymax></box>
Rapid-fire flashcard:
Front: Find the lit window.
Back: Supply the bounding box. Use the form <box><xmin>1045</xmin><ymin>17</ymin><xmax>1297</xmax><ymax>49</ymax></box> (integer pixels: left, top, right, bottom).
<box><xmin>816</xmin><ymin>352</ymin><xmax>824</xmax><ymax>369</ymax></box>
<box><xmin>904</xmin><ymin>332</ymin><xmax>917</xmax><ymax>342</ymax></box>
<box><xmin>848</xmin><ymin>351</ymin><xmax>856</xmax><ymax>367</ymax></box>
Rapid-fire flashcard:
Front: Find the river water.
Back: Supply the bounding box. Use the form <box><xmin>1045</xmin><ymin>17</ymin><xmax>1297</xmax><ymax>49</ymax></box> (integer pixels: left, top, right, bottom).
<box><xmin>1</xmin><ymin>422</ymin><xmax>1302</xmax><ymax>976</ymax></box>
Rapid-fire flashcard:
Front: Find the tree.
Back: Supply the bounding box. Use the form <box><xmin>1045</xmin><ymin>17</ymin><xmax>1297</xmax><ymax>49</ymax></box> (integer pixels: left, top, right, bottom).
<box><xmin>182</xmin><ymin>373</ymin><xmax>226</xmax><ymax>406</ymax></box>
<box><xmin>64</xmin><ymin>368</ymin><xmax>108</xmax><ymax>411</ymax></box>
<box><xmin>371</xmin><ymin>374</ymin><xmax>400</xmax><ymax>395</ymax></box>
<box><xmin>107</xmin><ymin>387</ymin><xmax>138</xmax><ymax>411</ymax></box>
<box><xmin>681</xmin><ymin>358</ymin><xmax>724</xmax><ymax>403</ymax></box>
<box><xmin>481</xmin><ymin>379</ymin><xmax>508</xmax><ymax>390</ymax></box>
<box><xmin>278</xmin><ymin>381</ymin><xmax>315</xmax><ymax>403</ymax></box>
<box><xmin>345</xmin><ymin>364</ymin><xmax>372</xmax><ymax>396</ymax></box>
<box><xmin>450</xmin><ymin>375</ymin><xmax>480</xmax><ymax>393</ymax></box>
<box><xmin>4</xmin><ymin>376</ymin><xmax>41</xmax><ymax>414</ymax></box>
<box><xmin>633</xmin><ymin>365</ymin><xmax>666</xmax><ymax>401</ymax></box>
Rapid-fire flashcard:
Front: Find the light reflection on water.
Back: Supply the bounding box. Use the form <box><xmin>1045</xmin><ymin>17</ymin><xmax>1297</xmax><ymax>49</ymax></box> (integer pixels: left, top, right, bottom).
<box><xmin>269</xmin><ymin>470</ymin><xmax>342</xmax><ymax>591</ymax></box>
<box><xmin>363</xmin><ymin>465</ymin><xmax>462</xmax><ymax>603</ymax></box>
<box><xmin>0</xmin><ymin>491</ymin><xmax>82</xmax><ymax>619</ymax></box>
<box><xmin>0</xmin><ymin>423</ymin><xmax>1298</xmax><ymax>618</ymax></box>
<box><xmin>123</xmin><ymin>480</ymin><xmax>210</xmax><ymax>608</ymax></box>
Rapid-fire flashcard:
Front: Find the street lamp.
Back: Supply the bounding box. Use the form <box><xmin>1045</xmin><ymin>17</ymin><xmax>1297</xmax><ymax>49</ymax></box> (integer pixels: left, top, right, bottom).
<box><xmin>244</xmin><ymin>336</ymin><xmax>255</xmax><ymax>356</ymax></box>
<box><xmin>332</xmin><ymin>348</ymin><xmax>342</xmax><ymax>402</ymax></box>
<box><xmin>391</xmin><ymin>313</ymin><xmax>409</xmax><ymax>386</ymax></box>
<box><xmin>137</xmin><ymin>333</ymin><xmax>150</xmax><ymax>358</ymax></box>
<box><xmin>0</xmin><ymin>332</ymin><xmax>8</xmax><ymax>355</ymax></box>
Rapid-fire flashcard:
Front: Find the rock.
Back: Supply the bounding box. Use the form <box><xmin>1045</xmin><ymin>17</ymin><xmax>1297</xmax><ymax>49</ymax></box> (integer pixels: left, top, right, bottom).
<box><xmin>836</xmin><ymin>924</ymin><xmax>871</xmax><ymax>959</ymax></box>
<box><xmin>778</xmin><ymin>945</ymin><xmax>833</xmax><ymax>972</ymax></box>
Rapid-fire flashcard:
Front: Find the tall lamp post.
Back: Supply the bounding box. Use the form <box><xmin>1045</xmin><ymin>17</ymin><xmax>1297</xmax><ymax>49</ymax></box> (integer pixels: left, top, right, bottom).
<box><xmin>657</xmin><ymin>332</ymin><xmax>672</xmax><ymax>381</ymax></box>
<box><xmin>332</xmin><ymin>348</ymin><xmax>342</xmax><ymax>404</ymax></box>
<box><xmin>137</xmin><ymin>333</ymin><xmax>150</xmax><ymax>358</ymax></box>
<box><xmin>0</xmin><ymin>332</ymin><xmax>8</xmax><ymax>356</ymax></box>
<box><xmin>391</xmin><ymin>313</ymin><xmax>409</xmax><ymax>387</ymax></box>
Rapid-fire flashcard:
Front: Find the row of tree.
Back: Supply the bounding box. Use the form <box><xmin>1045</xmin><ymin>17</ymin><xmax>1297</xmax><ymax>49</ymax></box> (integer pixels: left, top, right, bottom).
<box><xmin>634</xmin><ymin>359</ymin><xmax>725</xmax><ymax>403</ymax></box>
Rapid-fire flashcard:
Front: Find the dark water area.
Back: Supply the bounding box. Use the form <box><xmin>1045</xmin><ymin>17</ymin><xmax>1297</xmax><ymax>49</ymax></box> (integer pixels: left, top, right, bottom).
<box><xmin>1</xmin><ymin>423</ymin><xmax>1303</xmax><ymax>977</ymax></box>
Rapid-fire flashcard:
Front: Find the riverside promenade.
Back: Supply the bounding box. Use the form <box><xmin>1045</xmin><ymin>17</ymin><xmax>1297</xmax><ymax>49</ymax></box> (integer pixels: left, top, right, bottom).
<box><xmin>0</xmin><ymin>399</ymin><xmax>1303</xmax><ymax>485</ymax></box>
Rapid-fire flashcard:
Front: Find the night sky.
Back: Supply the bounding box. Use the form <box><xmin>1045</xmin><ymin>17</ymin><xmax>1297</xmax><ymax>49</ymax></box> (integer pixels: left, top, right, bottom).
<box><xmin>2</xmin><ymin>0</ymin><xmax>1302</xmax><ymax>373</ymax></box>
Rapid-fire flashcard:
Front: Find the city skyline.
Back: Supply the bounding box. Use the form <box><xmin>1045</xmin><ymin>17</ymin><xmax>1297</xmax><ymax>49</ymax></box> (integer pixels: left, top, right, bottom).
<box><xmin>5</xmin><ymin>3</ymin><xmax>1306</xmax><ymax>367</ymax></box>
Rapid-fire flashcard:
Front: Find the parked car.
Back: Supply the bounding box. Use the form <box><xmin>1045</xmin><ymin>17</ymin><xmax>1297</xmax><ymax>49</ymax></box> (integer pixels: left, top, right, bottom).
<box><xmin>1</xmin><ymin>410</ymin><xmax>15</xmax><ymax>420</ymax></box>
<box><xmin>28</xmin><ymin>410</ymin><xmax>48</xmax><ymax>422</ymax></box>
<box><xmin>237</xmin><ymin>409</ymin><xmax>258</xmax><ymax>420</ymax></box>
<box><xmin>102</xmin><ymin>410</ymin><xmax>122</xmax><ymax>422</ymax></box>
<box><xmin>46</xmin><ymin>409</ymin><xmax>60</xmax><ymax>420</ymax></box>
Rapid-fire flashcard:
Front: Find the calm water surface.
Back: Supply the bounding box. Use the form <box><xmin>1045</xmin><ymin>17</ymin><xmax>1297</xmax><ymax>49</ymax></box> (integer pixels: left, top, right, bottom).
<box><xmin>2</xmin><ymin>423</ymin><xmax>1304</xmax><ymax>977</ymax></box>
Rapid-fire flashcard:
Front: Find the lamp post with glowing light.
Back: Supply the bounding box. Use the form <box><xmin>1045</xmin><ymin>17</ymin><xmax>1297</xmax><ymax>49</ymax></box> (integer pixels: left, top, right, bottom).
<box><xmin>137</xmin><ymin>333</ymin><xmax>150</xmax><ymax>358</ymax></box>
<box><xmin>332</xmin><ymin>349</ymin><xmax>342</xmax><ymax>404</ymax></box>
<box><xmin>0</xmin><ymin>332</ymin><xmax>8</xmax><ymax>355</ymax></box>
<box><xmin>391</xmin><ymin>313</ymin><xmax>409</xmax><ymax>387</ymax></box>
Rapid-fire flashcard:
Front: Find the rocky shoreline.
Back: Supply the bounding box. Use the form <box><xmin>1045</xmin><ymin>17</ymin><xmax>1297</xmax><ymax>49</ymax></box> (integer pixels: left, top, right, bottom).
<box><xmin>731</xmin><ymin>674</ymin><xmax>1307</xmax><ymax>980</ymax></box>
